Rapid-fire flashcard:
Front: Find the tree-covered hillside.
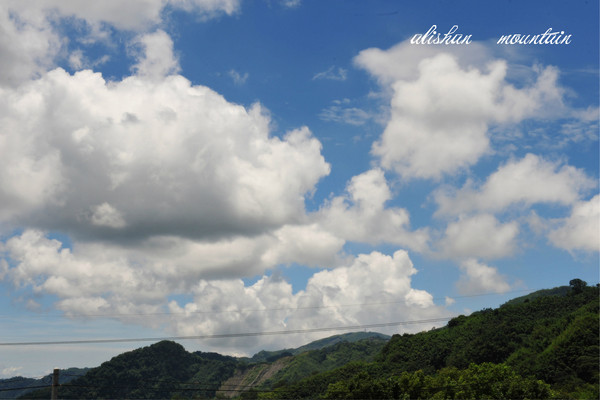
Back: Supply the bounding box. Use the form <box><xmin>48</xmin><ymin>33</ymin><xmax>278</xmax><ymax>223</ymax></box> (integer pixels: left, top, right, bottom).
<box><xmin>21</xmin><ymin>341</ymin><xmax>238</xmax><ymax>399</ymax></box>
<box><xmin>256</xmin><ymin>282</ymin><xmax>599</xmax><ymax>399</ymax></box>
<box><xmin>17</xmin><ymin>333</ymin><xmax>387</xmax><ymax>399</ymax></box>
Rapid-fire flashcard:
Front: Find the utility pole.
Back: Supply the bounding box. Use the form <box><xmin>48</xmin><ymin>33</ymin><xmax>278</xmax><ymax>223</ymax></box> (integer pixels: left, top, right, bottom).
<box><xmin>51</xmin><ymin>368</ymin><xmax>59</xmax><ymax>400</ymax></box>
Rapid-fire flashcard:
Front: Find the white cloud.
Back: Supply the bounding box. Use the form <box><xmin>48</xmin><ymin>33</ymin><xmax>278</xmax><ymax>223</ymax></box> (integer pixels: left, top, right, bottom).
<box><xmin>0</xmin><ymin>0</ymin><xmax>238</xmax><ymax>86</ymax></box>
<box><xmin>228</xmin><ymin>69</ymin><xmax>249</xmax><ymax>85</ymax></box>
<box><xmin>318</xmin><ymin>105</ymin><xmax>372</xmax><ymax>126</ymax></box>
<box><xmin>280</xmin><ymin>0</ymin><xmax>302</xmax><ymax>8</ymax></box>
<box><xmin>354</xmin><ymin>40</ymin><xmax>494</xmax><ymax>84</ymax></box>
<box><xmin>260</xmin><ymin>224</ymin><xmax>345</xmax><ymax>268</ymax></box>
<box><xmin>90</xmin><ymin>203</ymin><xmax>127</xmax><ymax>228</ymax></box>
<box><xmin>313</xmin><ymin>66</ymin><xmax>347</xmax><ymax>81</ymax></box>
<box><xmin>0</xmin><ymin>7</ymin><xmax>62</xmax><ymax>86</ymax></box>
<box><xmin>456</xmin><ymin>259</ymin><xmax>511</xmax><ymax>295</ymax></box>
<box><xmin>559</xmin><ymin>106</ymin><xmax>600</xmax><ymax>146</ymax></box>
<box><xmin>0</xmin><ymin>68</ymin><xmax>329</xmax><ymax>241</ymax></box>
<box><xmin>2</xmin><ymin>230</ymin><xmax>447</xmax><ymax>354</ymax></box>
<box><xmin>435</xmin><ymin>153</ymin><xmax>596</xmax><ymax>216</ymax></box>
<box><xmin>130</xmin><ymin>30</ymin><xmax>181</xmax><ymax>80</ymax></box>
<box><xmin>356</xmin><ymin>41</ymin><xmax>576</xmax><ymax>181</ymax></box>
<box><xmin>548</xmin><ymin>195</ymin><xmax>600</xmax><ymax>252</ymax></box>
<box><xmin>68</xmin><ymin>50</ymin><xmax>111</xmax><ymax>71</ymax></box>
<box><xmin>167</xmin><ymin>250</ymin><xmax>447</xmax><ymax>353</ymax></box>
<box><xmin>437</xmin><ymin>214</ymin><xmax>519</xmax><ymax>260</ymax></box>
<box><xmin>1</xmin><ymin>224</ymin><xmax>343</xmax><ymax>318</ymax></box>
<box><xmin>317</xmin><ymin>169</ymin><xmax>429</xmax><ymax>251</ymax></box>
<box><xmin>1</xmin><ymin>366</ymin><xmax>23</xmax><ymax>378</ymax></box>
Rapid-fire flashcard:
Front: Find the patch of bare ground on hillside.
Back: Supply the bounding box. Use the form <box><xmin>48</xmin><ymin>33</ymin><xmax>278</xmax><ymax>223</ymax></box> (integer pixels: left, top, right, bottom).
<box><xmin>218</xmin><ymin>356</ymin><xmax>292</xmax><ymax>398</ymax></box>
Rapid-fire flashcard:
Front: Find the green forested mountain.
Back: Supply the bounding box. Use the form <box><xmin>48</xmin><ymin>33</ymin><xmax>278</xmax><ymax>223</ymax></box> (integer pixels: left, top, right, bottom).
<box><xmin>20</xmin><ymin>341</ymin><xmax>238</xmax><ymax>399</ymax></box>
<box><xmin>224</xmin><ymin>335</ymin><xmax>389</xmax><ymax>398</ymax></box>
<box><xmin>17</xmin><ymin>333</ymin><xmax>387</xmax><ymax>399</ymax></box>
<box><xmin>260</xmin><ymin>282</ymin><xmax>599</xmax><ymax>399</ymax></box>
<box><xmin>16</xmin><ymin>281</ymin><xmax>599</xmax><ymax>399</ymax></box>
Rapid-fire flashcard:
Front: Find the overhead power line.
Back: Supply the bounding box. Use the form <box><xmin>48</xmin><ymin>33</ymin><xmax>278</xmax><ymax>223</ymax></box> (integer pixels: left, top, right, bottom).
<box><xmin>0</xmin><ymin>317</ymin><xmax>451</xmax><ymax>346</ymax></box>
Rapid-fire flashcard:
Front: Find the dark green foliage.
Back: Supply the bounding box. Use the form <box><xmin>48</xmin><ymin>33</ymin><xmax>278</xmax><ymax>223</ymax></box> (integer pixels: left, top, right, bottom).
<box><xmin>503</xmin><ymin>286</ymin><xmax>571</xmax><ymax>306</ymax></box>
<box><xmin>569</xmin><ymin>278</ymin><xmax>588</xmax><ymax>294</ymax></box>
<box><xmin>322</xmin><ymin>363</ymin><xmax>553</xmax><ymax>399</ymax></box>
<box><xmin>378</xmin><ymin>284</ymin><xmax>598</xmax><ymax>375</ymax></box>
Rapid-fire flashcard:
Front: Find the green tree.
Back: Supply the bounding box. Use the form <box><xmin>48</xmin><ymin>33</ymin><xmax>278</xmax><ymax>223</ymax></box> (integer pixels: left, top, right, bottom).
<box><xmin>569</xmin><ymin>279</ymin><xmax>587</xmax><ymax>294</ymax></box>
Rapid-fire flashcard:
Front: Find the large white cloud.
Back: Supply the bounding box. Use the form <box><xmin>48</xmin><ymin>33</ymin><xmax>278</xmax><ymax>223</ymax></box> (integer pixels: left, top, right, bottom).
<box><xmin>1</xmin><ymin>226</ymin><xmax>343</xmax><ymax>315</ymax></box>
<box><xmin>435</xmin><ymin>153</ymin><xmax>596</xmax><ymax>216</ymax></box>
<box><xmin>168</xmin><ymin>250</ymin><xmax>448</xmax><ymax>353</ymax></box>
<box><xmin>0</xmin><ymin>66</ymin><xmax>329</xmax><ymax>240</ymax></box>
<box><xmin>1</xmin><ymin>231</ymin><xmax>447</xmax><ymax>354</ymax></box>
<box><xmin>356</xmin><ymin>42</ymin><xmax>571</xmax><ymax>181</ymax></box>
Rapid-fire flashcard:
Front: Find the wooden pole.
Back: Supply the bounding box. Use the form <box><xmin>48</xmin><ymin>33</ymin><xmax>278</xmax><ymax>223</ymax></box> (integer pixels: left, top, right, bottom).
<box><xmin>51</xmin><ymin>368</ymin><xmax>59</xmax><ymax>400</ymax></box>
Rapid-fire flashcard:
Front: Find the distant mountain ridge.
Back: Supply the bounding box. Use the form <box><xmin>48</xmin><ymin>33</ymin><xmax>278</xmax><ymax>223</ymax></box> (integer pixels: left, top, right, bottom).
<box><xmin>9</xmin><ymin>332</ymin><xmax>388</xmax><ymax>399</ymax></box>
<box><xmin>0</xmin><ymin>368</ymin><xmax>88</xmax><ymax>400</ymax></box>
<box><xmin>242</xmin><ymin>331</ymin><xmax>389</xmax><ymax>363</ymax></box>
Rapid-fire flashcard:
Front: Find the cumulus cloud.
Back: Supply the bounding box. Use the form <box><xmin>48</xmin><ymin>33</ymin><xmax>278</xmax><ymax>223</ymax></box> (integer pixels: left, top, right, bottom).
<box><xmin>548</xmin><ymin>195</ymin><xmax>600</xmax><ymax>252</ymax></box>
<box><xmin>0</xmin><ymin>68</ymin><xmax>329</xmax><ymax>241</ymax></box>
<box><xmin>168</xmin><ymin>250</ymin><xmax>447</xmax><ymax>353</ymax></box>
<box><xmin>437</xmin><ymin>214</ymin><xmax>519</xmax><ymax>260</ymax></box>
<box><xmin>355</xmin><ymin>40</ymin><xmax>577</xmax><ymax>181</ymax></box>
<box><xmin>2</xmin><ymin>230</ymin><xmax>446</xmax><ymax>353</ymax></box>
<box><xmin>317</xmin><ymin>169</ymin><xmax>429</xmax><ymax>251</ymax></box>
<box><xmin>456</xmin><ymin>259</ymin><xmax>511</xmax><ymax>295</ymax></box>
<box><xmin>354</xmin><ymin>40</ymin><xmax>494</xmax><ymax>84</ymax></box>
<box><xmin>435</xmin><ymin>153</ymin><xmax>596</xmax><ymax>216</ymax></box>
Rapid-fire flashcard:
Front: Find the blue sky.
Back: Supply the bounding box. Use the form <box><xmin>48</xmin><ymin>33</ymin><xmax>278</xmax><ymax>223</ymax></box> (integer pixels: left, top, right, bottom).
<box><xmin>0</xmin><ymin>0</ymin><xmax>598</xmax><ymax>378</ymax></box>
